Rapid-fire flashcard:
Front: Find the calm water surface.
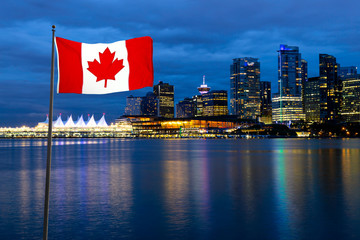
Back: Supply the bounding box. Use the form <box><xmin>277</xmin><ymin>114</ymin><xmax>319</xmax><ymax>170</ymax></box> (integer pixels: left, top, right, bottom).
<box><xmin>0</xmin><ymin>138</ymin><xmax>360</xmax><ymax>240</ymax></box>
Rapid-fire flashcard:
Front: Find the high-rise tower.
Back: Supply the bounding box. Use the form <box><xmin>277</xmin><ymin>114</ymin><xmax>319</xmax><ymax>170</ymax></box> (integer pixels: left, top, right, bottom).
<box><xmin>230</xmin><ymin>57</ymin><xmax>261</xmax><ymax>119</ymax></box>
<box><xmin>319</xmin><ymin>54</ymin><xmax>341</xmax><ymax>122</ymax></box>
<box><xmin>197</xmin><ymin>75</ymin><xmax>211</xmax><ymax>95</ymax></box>
<box><xmin>272</xmin><ymin>44</ymin><xmax>305</xmax><ymax>123</ymax></box>
<box><xmin>153</xmin><ymin>81</ymin><xmax>174</xmax><ymax>118</ymax></box>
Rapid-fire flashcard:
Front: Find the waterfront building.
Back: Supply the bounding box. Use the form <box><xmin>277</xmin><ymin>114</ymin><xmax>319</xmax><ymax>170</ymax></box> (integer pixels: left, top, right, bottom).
<box><xmin>272</xmin><ymin>44</ymin><xmax>304</xmax><ymax>123</ymax></box>
<box><xmin>97</xmin><ymin>114</ymin><xmax>109</xmax><ymax>127</ymax></box>
<box><xmin>301</xmin><ymin>59</ymin><xmax>308</xmax><ymax>112</ymax></box>
<box><xmin>124</xmin><ymin>95</ymin><xmax>143</xmax><ymax>115</ymax></box>
<box><xmin>75</xmin><ymin>115</ymin><xmax>86</xmax><ymax>127</ymax></box>
<box><xmin>260</xmin><ymin>81</ymin><xmax>272</xmax><ymax>124</ymax></box>
<box><xmin>176</xmin><ymin>98</ymin><xmax>196</xmax><ymax>118</ymax></box>
<box><xmin>64</xmin><ymin>115</ymin><xmax>76</xmax><ymax>127</ymax></box>
<box><xmin>153</xmin><ymin>81</ymin><xmax>174</xmax><ymax>118</ymax></box>
<box><xmin>272</xmin><ymin>95</ymin><xmax>304</xmax><ymax>123</ymax></box>
<box><xmin>192</xmin><ymin>95</ymin><xmax>203</xmax><ymax>117</ymax></box>
<box><xmin>127</xmin><ymin>115</ymin><xmax>245</xmax><ymax>137</ymax></box>
<box><xmin>319</xmin><ymin>54</ymin><xmax>342</xmax><ymax>122</ymax></box>
<box><xmin>303</xmin><ymin>77</ymin><xmax>321</xmax><ymax>123</ymax></box>
<box><xmin>341</xmin><ymin>78</ymin><xmax>360</xmax><ymax>122</ymax></box>
<box><xmin>53</xmin><ymin>115</ymin><xmax>65</xmax><ymax>127</ymax></box>
<box><xmin>202</xmin><ymin>90</ymin><xmax>228</xmax><ymax>116</ymax></box>
<box><xmin>36</xmin><ymin>114</ymin><xmax>110</xmax><ymax>128</ymax></box>
<box><xmin>230</xmin><ymin>57</ymin><xmax>261</xmax><ymax>119</ymax></box>
<box><xmin>340</xmin><ymin>66</ymin><xmax>357</xmax><ymax>80</ymax></box>
<box><xmin>86</xmin><ymin>115</ymin><xmax>97</xmax><ymax>127</ymax></box>
<box><xmin>141</xmin><ymin>92</ymin><xmax>158</xmax><ymax>116</ymax></box>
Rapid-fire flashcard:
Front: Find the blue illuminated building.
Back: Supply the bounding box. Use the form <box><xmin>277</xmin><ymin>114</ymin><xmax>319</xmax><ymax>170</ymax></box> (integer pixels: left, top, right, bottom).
<box><xmin>272</xmin><ymin>45</ymin><xmax>305</xmax><ymax>123</ymax></box>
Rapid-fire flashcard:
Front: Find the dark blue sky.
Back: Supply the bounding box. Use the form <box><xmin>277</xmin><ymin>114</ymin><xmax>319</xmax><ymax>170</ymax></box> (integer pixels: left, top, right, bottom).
<box><xmin>1</xmin><ymin>0</ymin><xmax>360</xmax><ymax>126</ymax></box>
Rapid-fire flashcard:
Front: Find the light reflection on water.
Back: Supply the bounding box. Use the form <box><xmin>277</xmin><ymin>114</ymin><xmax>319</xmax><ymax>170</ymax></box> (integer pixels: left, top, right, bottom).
<box><xmin>0</xmin><ymin>139</ymin><xmax>360</xmax><ymax>239</ymax></box>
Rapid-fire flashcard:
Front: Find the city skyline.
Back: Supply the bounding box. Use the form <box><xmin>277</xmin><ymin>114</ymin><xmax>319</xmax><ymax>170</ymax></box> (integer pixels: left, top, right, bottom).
<box><xmin>1</xmin><ymin>0</ymin><xmax>360</xmax><ymax>126</ymax></box>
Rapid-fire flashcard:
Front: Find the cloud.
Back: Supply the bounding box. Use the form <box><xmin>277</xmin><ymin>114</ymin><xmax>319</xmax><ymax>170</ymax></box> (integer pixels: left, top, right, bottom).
<box><xmin>1</xmin><ymin>0</ymin><xmax>360</xmax><ymax>126</ymax></box>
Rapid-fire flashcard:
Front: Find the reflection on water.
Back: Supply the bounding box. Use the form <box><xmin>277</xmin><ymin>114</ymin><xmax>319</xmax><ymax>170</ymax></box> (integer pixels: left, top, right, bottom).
<box><xmin>163</xmin><ymin>142</ymin><xmax>190</xmax><ymax>237</ymax></box>
<box><xmin>1</xmin><ymin>139</ymin><xmax>360</xmax><ymax>239</ymax></box>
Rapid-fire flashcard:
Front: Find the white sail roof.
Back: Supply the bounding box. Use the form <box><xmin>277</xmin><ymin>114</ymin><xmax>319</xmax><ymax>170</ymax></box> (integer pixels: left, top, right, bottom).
<box><xmin>64</xmin><ymin>115</ymin><xmax>76</xmax><ymax>127</ymax></box>
<box><xmin>97</xmin><ymin>114</ymin><xmax>108</xmax><ymax>127</ymax></box>
<box><xmin>41</xmin><ymin>115</ymin><xmax>49</xmax><ymax>124</ymax></box>
<box><xmin>86</xmin><ymin>114</ymin><xmax>97</xmax><ymax>127</ymax></box>
<box><xmin>53</xmin><ymin>115</ymin><xmax>65</xmax><ymax>127</ymax></box>
<box><xmin>75</xmin><ymin>115</ymin><xmax>86</xmax><ymax>127</ymax></box>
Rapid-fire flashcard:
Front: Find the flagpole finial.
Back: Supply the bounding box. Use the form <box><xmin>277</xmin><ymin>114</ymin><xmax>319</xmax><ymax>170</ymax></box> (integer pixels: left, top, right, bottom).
<box><xmin>52</xmin><ymin>25</ymin><xmax>56</xmax><ymax>29</ymax></box>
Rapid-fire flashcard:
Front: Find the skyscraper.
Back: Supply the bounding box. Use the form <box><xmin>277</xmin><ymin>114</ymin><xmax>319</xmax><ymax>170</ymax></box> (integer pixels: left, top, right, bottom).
<box><xmin>339</xmin><ymin>66</ymin><xmax>357</xmax><ymax>80</ymax></box>
<box><xmin>124</xmin><ymin>95</ymin><xmax>143</xmax><ymax>115</ymax></box>
<box><xmin>319</xmin><ymin>54</ymin><xmax>341</xmax><ymax>122</ymax></box>
<box><xmin>304</xmin><ymin>77</ymin><xmax>321</xmax><ymax>122</ymax></box>
<box><xmin>124</xmin><ymin>93</ymin><xmax>158</xmax><ymax>116</ymax></box>
<box><xmin>153</xmin><ymin>81</ymin><xmax>174</xmax><ymax>118</ymax></box>
<box><xmin>341</xmin><ymin>78</ymin><xmax>360</xmax><ymax>122</ymax></box>
<box><xmin>301</xmin><ymin>59</ymin><xmax>308</xmax><ymax>112</ymax></box>
<box><xmin>230</xmin><ymin>57</ymin><xmax>261</xmax><ymax>119</ymax></box>
<box><xmin>202</xmin><ymin>90</ymin><xmax>228</xmax><ymax>116</ymax></box>
<box><xmin>272</xmin><ymin>44</ymin><xmax>305</xmax><ymax>123</ymax></box>
<box><xmin>260</xmin><ymin>81</ymin><xmax>272</xmax><ymax>124</ymax></box>
<box><xmin>176</xmin><ymin>98</ymin><xmax>195</xmax><ymax>118</ymax></box>
<box><xmin>141</xmin><ymin>92</ymin><xmax>158</xmax><ymax>116</ymax></box>
<box><xmin>192</xmin><ymin>95</ymin><xmax>203</xmax><ymax>117</ymax></box>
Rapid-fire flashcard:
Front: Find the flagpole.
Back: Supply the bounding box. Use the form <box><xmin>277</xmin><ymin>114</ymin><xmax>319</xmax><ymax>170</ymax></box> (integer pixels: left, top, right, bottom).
<box><xmin>43</xmin><ymin>25</ymin><xmax>56</xmax><ymax>240</ymax></box>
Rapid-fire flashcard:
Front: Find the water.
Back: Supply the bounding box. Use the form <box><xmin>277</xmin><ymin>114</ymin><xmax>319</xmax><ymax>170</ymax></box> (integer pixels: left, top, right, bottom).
<box><xmin>0</xmin><ymin>138</ymin><xmax>360</xmax><ymax>240</ymax></box>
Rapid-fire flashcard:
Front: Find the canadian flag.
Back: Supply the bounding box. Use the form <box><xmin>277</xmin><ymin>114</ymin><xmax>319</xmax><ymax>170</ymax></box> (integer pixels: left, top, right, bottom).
<box><xmin>55</xmin><ymin>36</ymin><xmax>153</xmax><ymax>94</ymax></box>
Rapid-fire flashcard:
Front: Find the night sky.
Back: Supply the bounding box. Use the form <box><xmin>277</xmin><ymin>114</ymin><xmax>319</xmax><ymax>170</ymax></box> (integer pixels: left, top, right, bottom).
<box><xmin>1</xmin><ymin>0</ymin><xmax>360</xmax><ymax>127</ymax></box>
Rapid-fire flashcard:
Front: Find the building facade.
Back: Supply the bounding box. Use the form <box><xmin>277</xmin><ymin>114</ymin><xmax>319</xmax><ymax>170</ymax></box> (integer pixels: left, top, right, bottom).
<box><xmin>141</xmin><ymin>92</ymin><xmax>158</xmax><ymax>116</ymax></box>
<box><xmin>192</xmin><ymin>95</ymin><xmax>203</xmax><ymax>117</ymax></box>
<box><xmin>303</xmin><ymin>77</ymin><xmax>321</xmax><ymax>122</ymax></box>
<box><xmin>153</xmin><ymin>81</ymin><xmax>174</xmax><ymax>118</ymax></box>
<box><xmin>202</xmin><ymin>90</ymin><xmax>228</xmax><ymax>116</ymax></box>
<box><xmin>272</xmin><ymin>44</ymin><xmax>305</xmax><ymax>123</ymax></box>
<box><xmin>319</xmin><ymin>54</ymin><xmax>342</xmax><ymax>122</ymax></box>
<box><xmin>259</xmin><ymin>81</ymin><xmax>272</xmax><ymax>124</ymax></box>
<box><xmin>176</xmin><ymin>98</ymin><xmax>195</xmax><ymax>118</ymax></box>
<box><xmin>124</xmin><ymin>93</ymin><xmax>158</xmax><ymax>116</ymax></box>
<box><xmin>341</xmin><ymin>78</ymin><xmax>360</xmax><ymax>122</ymax></box>
<box><xmin>340</xmin><ymin>66</ymin><xmax>357</xmax><ymax>80</ymax></box>
<box><xmin>230</xmin><ymin>58</ymin><xmax>261</xmax><ymax>119</ymax></box>
<box><xmin>301</xmin><ymin>59</ymin><xmax>308</xmax><ymax>112</ymax></box>
<box><xmin>124</xmin><ymin>96</ymin><xmax>143</xmax><ymax>115</ymax></box>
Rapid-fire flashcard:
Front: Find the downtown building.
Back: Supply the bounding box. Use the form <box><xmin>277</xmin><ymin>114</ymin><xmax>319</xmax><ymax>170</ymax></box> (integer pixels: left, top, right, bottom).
<box><xmin>319</xmin><ymin>54</ymin><xmax>342</xmax><ymax>122</ymax></box>
<box><xmin>175</xmin><ymin>76</ymin><xmax>228</xmax><ymax>117</ymax></box>
<box><xmin>176</xmin><ymin>98</ymin><xmax>195</xmax><ymax>118</ymax></box>
<box><xmin>341</xmin><ymin>78</ymin><xmax>360</xmax><ymax>122</ymax></box>
<box><xmin>202</xmin><ymin>90</ymin><xmax>228</xmax><ymax>116</ymax></box>
<box><xmin>272</xmin><ymin>44</ymin><xmax>305</xmax><ymax>124</ymax></box>
<box><xmin>153</xmin><ymin>81</ymin><xmax>175</xmax><ymax>118</ymax></box>
<box><xmin>259</xmin><ymin>81</ymin><xmax>272</xmax><ymax>124</ymax></box>
<box><xmin>124</xmin><ymin>92</ymin><xmax>158</xmax><ymax>116</ymax></box>
<box><xmin>192</xmin><ymin>75</ymin><xmax>211</xmax><ymax>117</ymax></box>
<box><xmin>303</xmin><ymin>54</ymin><xmax>342</xmax><ymax>123</ymax></box>
<box><xmin>303</xmin><ymin>77</ymin><xmax>321</xmax><ymax>123</ymax></box>
<box><xmin>124</xmin><ymin>96</ymin><xmax>143</xmax><ymax>115</ymax></box>
<box><xmin>230</xmin><ymin>58</ymin><xmax>261</xmax><ymax>119</ymax></box>
<box><xmin>339</xmin><ymin>66</ymin><xmax>357</xmax><ymax>80</ymax></box>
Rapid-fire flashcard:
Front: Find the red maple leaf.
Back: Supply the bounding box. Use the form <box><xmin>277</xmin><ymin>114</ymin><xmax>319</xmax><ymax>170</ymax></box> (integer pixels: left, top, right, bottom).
<box><xmin>87</xmin><ymin>47</ymin><xmax>124</xmax><ymax>88</ymax></box>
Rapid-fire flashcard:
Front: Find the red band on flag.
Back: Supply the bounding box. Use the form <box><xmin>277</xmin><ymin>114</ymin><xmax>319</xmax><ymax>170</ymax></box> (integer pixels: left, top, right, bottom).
<box><xmin>126</xmin><ymin>37</ymin><xmax>154</xmax><ymax>91</ymax></box>
<box><xmin>55</xmin><ymin>37</ymin><xmax>83</xmax><ymax>93</ymax></box>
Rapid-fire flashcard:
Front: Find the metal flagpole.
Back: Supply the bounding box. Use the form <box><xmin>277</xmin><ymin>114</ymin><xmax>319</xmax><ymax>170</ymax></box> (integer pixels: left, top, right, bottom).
<box><xmin>43</xmin><ymin>25</ymin><xmax>56</xmax><ymax>240</ymax></box>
